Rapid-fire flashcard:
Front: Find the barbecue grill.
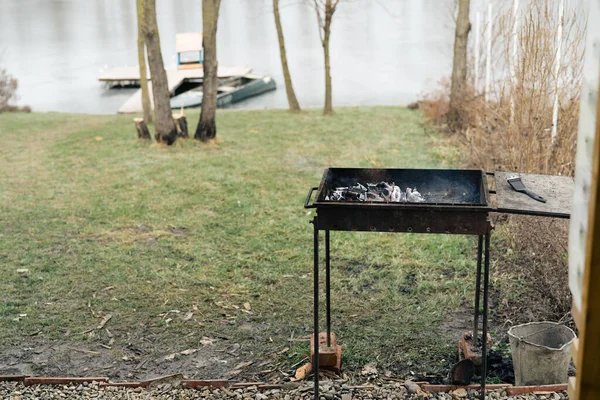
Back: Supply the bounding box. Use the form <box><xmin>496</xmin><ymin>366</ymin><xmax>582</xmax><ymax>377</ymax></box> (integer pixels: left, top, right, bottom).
<box><xmin>304</xmin><ymin>168</ymin><xmax>574</xmax><ymax>400</ymax></box>
<box><xmin>311</xmin><ymin>168</ymin><xmax>491</xmax><ymax>234</ymax></box>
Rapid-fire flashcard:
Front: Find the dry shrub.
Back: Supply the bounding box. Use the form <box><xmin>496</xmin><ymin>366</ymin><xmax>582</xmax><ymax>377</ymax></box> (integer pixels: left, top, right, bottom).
<box><xmin>422</xmin><ymin>0</ymin><xmax>585</xmax><ymax>324</ymax></box>
<box><xmin>419</xmin><ymin>78</ymin><xmax>450</xmax><ymax>126</ymax></box>
<box><xmin>0</xmin><ymin>68</ymin><xmax>18</xmax><ymax>113</ymax></box>
<box><xmin>493</xmin><ymin>216</ymin><xmax>572</xmax><ymax>324</ymax></box>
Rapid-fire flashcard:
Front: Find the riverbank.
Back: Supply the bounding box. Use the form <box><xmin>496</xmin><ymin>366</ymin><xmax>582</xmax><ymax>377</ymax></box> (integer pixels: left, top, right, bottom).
<box><xmin>1</xmin><ymin>107</ymin><xmax>491</xmax><ymax>383</ymax></box>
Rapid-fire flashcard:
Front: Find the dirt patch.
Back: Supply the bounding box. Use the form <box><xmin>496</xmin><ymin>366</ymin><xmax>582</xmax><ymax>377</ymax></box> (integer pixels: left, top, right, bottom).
<box><xmin>438</xmin><ymin>303</ymin><xmax>475</xmax><ymax>339</ymax></box>
<box><xmin>335</xmin><ymin>259</ymin><xmax>388</xmax><ymax>277</ymax></box>
<box><xmin>439</xmin><ymin>300</ymin><xmax>516</xmax><ymax>384</ymax></box>
<box><xmin>0</xmin><ymin>339</ymin><xmax>243</xmax><ymax>381</ymax></box>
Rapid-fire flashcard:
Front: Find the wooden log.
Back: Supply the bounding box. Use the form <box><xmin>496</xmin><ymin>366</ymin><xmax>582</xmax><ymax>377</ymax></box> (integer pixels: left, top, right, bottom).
<box><xmin>173</xmin><ymin>114</ymin><xmax>189</xmax><ymax>138</ymax></box>
<box><xmin>133</xmin><ymin>117</ymin><xmax>151</xmax><ymax>140</ymax></box>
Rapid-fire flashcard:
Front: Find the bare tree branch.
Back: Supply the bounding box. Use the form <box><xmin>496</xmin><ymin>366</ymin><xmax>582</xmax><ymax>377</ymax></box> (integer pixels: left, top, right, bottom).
<box><xmin>312</xmin><ymin>0</ymin><xmax>325</xmax><ymax>44</ymax></box>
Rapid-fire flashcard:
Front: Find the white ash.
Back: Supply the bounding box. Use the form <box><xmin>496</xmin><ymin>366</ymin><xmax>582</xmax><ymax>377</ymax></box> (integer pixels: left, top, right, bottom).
<box><xmin>325</xmin><ymin>182</ymin><xmax>426</xmax><ymax>203</ymax></box>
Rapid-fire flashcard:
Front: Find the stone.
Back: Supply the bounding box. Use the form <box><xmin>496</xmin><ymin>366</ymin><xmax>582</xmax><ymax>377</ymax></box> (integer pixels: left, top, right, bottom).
<box><xmin>404</xmin><ymin>380</ymin><xmax>421</xmax><ymax>394</ymax></box>
<box><xmin>452</xmin><ymin>388</ymin><xmax>468</xmax><ymax>398</ymax></box>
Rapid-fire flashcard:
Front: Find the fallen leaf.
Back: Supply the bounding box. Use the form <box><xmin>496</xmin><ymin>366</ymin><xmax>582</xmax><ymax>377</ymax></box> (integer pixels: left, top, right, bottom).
<box><xmin>179</xmin><ymin>348</ymin><xmax>199</xmax><ymax>356</ymax></box>
<box><xmin>164</xmin><ymin>353</ymin><xmax>178</xmax><ymax>361</ymax></box>
<box><xmin>243</xmin><ymin>302</ymin><xmax>251</xmax><ymax>310</ymax></box>
<box><xmin>233</xmin><ymin>361</ymin><xmax>253</xmax><ymax>370</ymax></box>
<box><xmin>183</xmin><ymin>312</ymin><xmax>193</xmax><ymax>321</ymax></box>
<box><xmin>361</xmin><ymin>362</ymin><xmax>378</xmax><ymax>376</ymax></box>
<box><xmin>200</xmin><ymin>336</ymin><xmax>214</xmax><ymax>346</ymax></box>
<box><xmin>94</xmin><ymin>136</ymin><xmax>103</xmax><ymax>141</ymax></box>
<box><xmin>96</xmin><ymin>314</ymin><xmax>112</xmax><ymax>330</ymax></box>
<box><xmin>16</xmin><ymin>269</ymin><xmax>29</xmax><ymax>274</ymax></box>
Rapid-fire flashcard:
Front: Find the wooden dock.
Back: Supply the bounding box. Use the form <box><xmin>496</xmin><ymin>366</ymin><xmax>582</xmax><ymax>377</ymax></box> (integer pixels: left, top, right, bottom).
<box><xmin>98</xmin><ymin>66</ymin><xmax>251</xmax><ymax>113</ymax></box>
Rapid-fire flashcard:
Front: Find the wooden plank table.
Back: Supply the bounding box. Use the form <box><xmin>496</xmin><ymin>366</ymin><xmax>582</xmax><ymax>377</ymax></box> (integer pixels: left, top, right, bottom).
<box><xmin>494</xmin><ymin>172</ymin><xmax>574</xmax><ymax>219</ymax></box>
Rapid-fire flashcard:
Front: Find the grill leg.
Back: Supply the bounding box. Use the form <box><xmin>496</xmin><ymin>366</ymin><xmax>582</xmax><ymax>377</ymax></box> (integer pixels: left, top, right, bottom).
<box><xmin>325</xmin><ymin>230</ymin><xmax>331</xmax><ymax>347</ymax></box>
<box><xmin>473</xmin><ymin>235</ymin><xmax>483</xmax><ymax>347</ymax></box>
<box><xmin>313</xmin><ymin>220</ymin><xmax>320</xmax><ymax>400</ymax></box>
<box><xmin>480</xmin><ymin>233</ymin><xmax>491</xmax><ymax>400</ymax></box>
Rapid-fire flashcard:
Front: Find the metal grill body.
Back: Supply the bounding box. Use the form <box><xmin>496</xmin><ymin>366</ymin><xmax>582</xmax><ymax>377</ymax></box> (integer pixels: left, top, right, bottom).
<box><xmin>305</xmin><ymin>168</ymin><xmax>573</xmax><ymax>400</ymax></box>
<box><xmin>313</xmin><ymin>168</ymin><xmax>491</xmax><ymax>234</ymax></box>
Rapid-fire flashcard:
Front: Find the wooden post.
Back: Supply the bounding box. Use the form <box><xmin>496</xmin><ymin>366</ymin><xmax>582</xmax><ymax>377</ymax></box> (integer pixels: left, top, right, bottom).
<box><xmin>134</xmin><ymin>117</ymin><xmax>151</xmax><ymax>140</ymax></box>
<box><xmin>568</xmin><ymin>1</ymin><xmax>600</xmax><ymax>398</ymax></box>
<box><xmin>173</xmin><ymin>114</ymin><xmax>189</xmax><ymax>138</ymax></box>
<box><xmin>569</xmin><ymin>87</ymin><xmax>600</xmax><ymax>398</ymax></box>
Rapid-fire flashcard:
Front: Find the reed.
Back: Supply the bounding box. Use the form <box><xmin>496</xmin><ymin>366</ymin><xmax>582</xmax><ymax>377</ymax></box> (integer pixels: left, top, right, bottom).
<box><xmin>423</xmin><ymin>0</ymin><xmax>585</xmax><ymax>177</ymax></box>
<box><xmin>421</xmin><ymin>0</ymin><xmax>586</xmax><ymax>321</ymax></box>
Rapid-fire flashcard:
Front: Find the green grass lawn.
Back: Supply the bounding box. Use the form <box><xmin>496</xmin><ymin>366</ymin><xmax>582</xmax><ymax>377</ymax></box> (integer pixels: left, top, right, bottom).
<box><xmin>0</xmin><ymin>107</ymin><xmax>479</xmax><ymax>380</ymax></box>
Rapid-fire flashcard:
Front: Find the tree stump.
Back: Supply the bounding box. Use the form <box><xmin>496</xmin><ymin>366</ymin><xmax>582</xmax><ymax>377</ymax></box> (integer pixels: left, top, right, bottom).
<box><xmin>134</xmin><ymin>117</ymin><xmax>151</xmax><ymax>140</ymax></box>
<box><xmin>173</xmin><ymin>114</ymin><xmax>189</xmax><ymax>138</ymax></box>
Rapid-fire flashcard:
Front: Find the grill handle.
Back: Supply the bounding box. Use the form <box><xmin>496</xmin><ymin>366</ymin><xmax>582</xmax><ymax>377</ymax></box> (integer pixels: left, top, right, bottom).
<box><xmin>304</xmin><ymin>187</ymin><xmax>318</xmax><ymax>208</ymax></box>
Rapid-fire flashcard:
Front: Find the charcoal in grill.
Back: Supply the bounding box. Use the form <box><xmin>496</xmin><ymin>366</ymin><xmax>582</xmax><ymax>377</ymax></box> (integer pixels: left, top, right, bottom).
<box><xmin>325</xmin><ymin>181</ymin><xmax>425</xmax><ymax>203</ymax></box>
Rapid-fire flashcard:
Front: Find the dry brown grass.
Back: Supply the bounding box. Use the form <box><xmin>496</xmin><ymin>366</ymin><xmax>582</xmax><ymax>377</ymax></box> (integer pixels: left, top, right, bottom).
<box><xmin>421</xmin><ymin>0</ymin><xmax>585</xmax><ymax>324</ymax></box>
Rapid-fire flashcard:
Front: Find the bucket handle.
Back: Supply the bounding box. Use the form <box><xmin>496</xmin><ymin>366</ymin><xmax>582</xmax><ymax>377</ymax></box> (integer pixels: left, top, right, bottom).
<box><xmin>517</xmin><ymin>316</ymin><xmax>571</xmax><ymax>341</ymax></box>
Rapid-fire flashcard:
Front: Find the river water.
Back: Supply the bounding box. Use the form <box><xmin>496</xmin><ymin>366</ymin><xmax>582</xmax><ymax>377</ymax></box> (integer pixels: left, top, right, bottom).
<box><xmin>0</xmin><ymin>0</ymin><xmax>458</xmax><ymax>114</ymax></box>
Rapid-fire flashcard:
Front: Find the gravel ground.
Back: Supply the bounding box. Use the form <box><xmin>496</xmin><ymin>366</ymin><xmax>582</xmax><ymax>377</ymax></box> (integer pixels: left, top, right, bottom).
<box><xmin>0</xmin><ymin>380</ymin><xmax>568</xmax><ymax>400</ymax></box>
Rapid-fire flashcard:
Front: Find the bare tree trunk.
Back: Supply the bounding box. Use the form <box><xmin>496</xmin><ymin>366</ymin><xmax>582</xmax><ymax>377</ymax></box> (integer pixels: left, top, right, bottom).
<box><xmin>273</xmin><ymin>0</ymin><xmax>301</xmax><ymax>112</ymax></box>
<box><xmin>142</xmin><ymin>0</ymin><xmax>177</xmax><ymax>145</ymax></box>
<box><xmin>323</xmin><ymin>2</ymin><xmax>333</xmax><ymax>116</ymax></box>
<box><xmin>313</xmin><ymin>0</ymin><xmax>339</xmax><ymax>116</ymax></box>
<box><xmin>136</xmin><ymin>0</ymin><xmax>152</xmax><ymax>124</ymax></box>
<box><xmin>195</xmin><ymin>0</ymin><xmax>222</xmax><ymax>142</ymax></box>
<box><xmin>448</xmin><ymin>0</ymin><xmax>471</xmax><ymax>129</ymax></box>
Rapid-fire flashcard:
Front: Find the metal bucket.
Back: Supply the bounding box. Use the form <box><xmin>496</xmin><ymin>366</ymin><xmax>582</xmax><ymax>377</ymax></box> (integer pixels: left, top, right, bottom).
<box><xmin>508</xmin><ymin>322</ymin><xmax>576</xmax><ymax>386</ymax></box>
